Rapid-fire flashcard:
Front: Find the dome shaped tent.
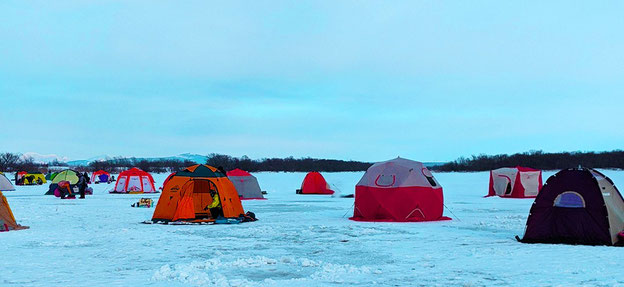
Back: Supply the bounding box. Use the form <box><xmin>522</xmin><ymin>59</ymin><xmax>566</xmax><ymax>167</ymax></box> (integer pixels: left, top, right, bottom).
<box><xmin>90</xmin><ymin>170</ymin><xmax>111</xmax><ymax>184</ymax></box>
<box><xmin>0</xmin><ymin>191</ymin><xmax>28</xmax><ymax>231</ymax></box>
<box><xmin>487</xmin><ymin>166</ymin><xmax>543</xmax><ymax>198</ymax></box>
<box><xmin>45</xmin><ymin>169</ymin><xmax>82</xmax><ymax>195</ymax></box>
<box><xmin>227</xmin><ymin>169</ymin><xmax>265</xmax><ymax>200</ymax></box>
<box><xmin>350</xmin><ymin>157</ymin><xmax>451</xmax><ymax>222</ymax></box>
<box><xmin>112</xmin><ymin>168</ymin><xmax>156</xmax><ymax>194</ymax></box>
<box><xmin>152</xmin><ymin>165</ymin><xmax>245</xmax><ymax>223</ymax></box>
<box><xmin>0</xmin><ymin>173</ymin><xmax>15</xmax><ymax>191</ymax></box>
<box><xmin>518</xmin><ymin>168</ymin><xmax>624</xmax><ymax>246</ymax></box>
<box><xmin>297</xmin><ymin>172</ymin><xmax>334</xmax><ymax>195</ymax></box>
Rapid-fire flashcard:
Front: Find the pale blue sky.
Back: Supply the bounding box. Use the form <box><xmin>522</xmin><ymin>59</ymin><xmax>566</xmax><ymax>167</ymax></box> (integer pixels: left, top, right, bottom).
<box><xmin>1</xmin><ymin>1</ymin><xmax>623</xmax><ymax>162</ymax></box>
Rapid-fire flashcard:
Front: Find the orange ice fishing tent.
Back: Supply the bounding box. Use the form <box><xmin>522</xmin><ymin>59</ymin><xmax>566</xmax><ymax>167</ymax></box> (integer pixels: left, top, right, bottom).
<box><xmin>0</xmin><ymin>191</ymin><xmax>29</xmax><ymax>231</ymax></box>
<box><xmin>152</xmin><ymin>165</ymin><xmax>245</xmax><ymax>223</ymax></box>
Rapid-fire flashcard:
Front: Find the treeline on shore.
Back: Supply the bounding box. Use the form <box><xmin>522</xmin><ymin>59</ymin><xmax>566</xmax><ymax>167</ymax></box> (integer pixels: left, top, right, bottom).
<box><xmin>0</xmin><ymin>153</ymin><xmax>47</xmax><ymax>172</ymax></box>
<box><xmin>0</xmin><ymin>152</ymin><xmax>372</xmax><ymax>173</ymax></box>
<box><xmin>433</xmin><ymin>150</ymin><xmax>624</xmax><ymax>172</ymax></box>
<box><xmin>89</xmin><ymin>154</ymin><xmax>371</xmax><ymax>173</ymax></box>
<box><xmin>204</xmin><ymin>154</ymin><xmax>372</xmax><ymax>172</ymax></box>
<box><xmin>87</xmin><ymin>158</ymin><xmax>197</xmax><ymax>173</ymax></box>
<box><xmin>3</xmin><ymin>150</ymin><xmax>623</xmax><ymax>174</ymax></box>
<box><xmin>0</xmin><ymin>152</ymin><xmax>198</xmax><ymax>173</ymax></box>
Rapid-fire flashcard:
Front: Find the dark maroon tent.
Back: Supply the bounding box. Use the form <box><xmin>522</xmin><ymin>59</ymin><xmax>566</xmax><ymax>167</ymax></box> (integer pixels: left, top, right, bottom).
<box><xmin>518</xmin><ymin>168</ymin><xmax>624</xmax><ymax>246</ymax></box>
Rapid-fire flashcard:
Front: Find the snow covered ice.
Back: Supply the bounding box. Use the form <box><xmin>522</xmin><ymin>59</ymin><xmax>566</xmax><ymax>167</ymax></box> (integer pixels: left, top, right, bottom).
<box><xmin>1</xmin><ymin>171</ymin><xmax>623</xmax><ymax>286</ymax></box>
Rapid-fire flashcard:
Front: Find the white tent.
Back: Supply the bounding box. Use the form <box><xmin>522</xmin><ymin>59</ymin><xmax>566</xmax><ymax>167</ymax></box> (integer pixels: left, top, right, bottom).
<box><xmin>0</xmin><ymin>173</ymin><xmax>15</xmax><ymax>191</ymax></box>
<box><xmin>487</xmin><ymin>167</ymin><xmax>542</xmax><ymax>198</ymax></box>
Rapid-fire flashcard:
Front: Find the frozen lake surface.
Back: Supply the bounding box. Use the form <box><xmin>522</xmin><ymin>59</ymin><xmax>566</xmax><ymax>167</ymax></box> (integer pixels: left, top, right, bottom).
<box><xmin>1</xmin><ymin>170</ymin><xmax>623</xmax><ymax>286</ymax></box>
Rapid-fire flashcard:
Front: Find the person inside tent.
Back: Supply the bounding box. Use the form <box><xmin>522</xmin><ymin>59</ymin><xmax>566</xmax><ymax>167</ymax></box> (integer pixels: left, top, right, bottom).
<box><xmin>205</xmin><ymin>189</ymin><xmax>223</xmax><ymax>219</ymax></box>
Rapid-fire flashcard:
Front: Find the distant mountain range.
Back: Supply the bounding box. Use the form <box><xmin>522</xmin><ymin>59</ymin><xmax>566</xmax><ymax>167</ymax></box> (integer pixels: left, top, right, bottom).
<box><xmin>22</xmin><ymin>152</ymin><xmax>208</xmax><ymax>166</ymax></box>
<box><xmin>21</xmin><ymin>152</ymin><xmax>70</xmax><ymax>164</ymax></box>
<box><xmin>66</xmin><ymin>153</ymin><xmax>209</xmax><ymax>166</ymax></box>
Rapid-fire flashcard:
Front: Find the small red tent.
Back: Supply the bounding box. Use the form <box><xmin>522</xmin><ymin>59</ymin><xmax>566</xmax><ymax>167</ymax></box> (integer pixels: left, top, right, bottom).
<box><xmin>297</xmin><ymin>172</ymin><xmax>334</xmax><ymax>195</ymax></box>
<box><xmin>112</xmin><ymin>168</ymin><xmax>156</xmax><ymax>193</ymax></box>
<box><xmin>350</xmin><ymin>157</ymin><xmax>450</xmax><ymax>222</ymax></box>
<box><xmin>487</xmin><ymin>167</ymin><xmax>542</xmax><ymax>198</ymax></box>
<box><xmin>90</xmin><ymin>170</ymin><xmax>111</xmax><ymax>184</ymax></box>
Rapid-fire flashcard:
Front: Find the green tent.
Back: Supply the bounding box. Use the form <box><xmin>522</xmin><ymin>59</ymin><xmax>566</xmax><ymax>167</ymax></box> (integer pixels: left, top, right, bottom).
<box><xmin>45</xmin><ymin>172</ymin><xmax>59</xmax><ymax>181</ymax></box>
<box><xmin>45</xmin><ymin>169</ymin><xmax>81</xmax><ymax>195</ymax></box>
<box><xmin>51</xmin><ymin>170</ymin><xmax>80</xmax><ymax>184</ymax></box>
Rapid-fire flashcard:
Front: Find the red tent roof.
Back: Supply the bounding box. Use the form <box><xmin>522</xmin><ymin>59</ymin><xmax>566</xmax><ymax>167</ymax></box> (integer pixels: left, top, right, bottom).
<box><xmin>119</xmin><ymin>168</ymin><xmax>154</xmax><ymax>181</ymax></box>
<box><xmin>91</xmin><ymin>170</ymin><xmax>111</xmax><ymax>182</ymax></box>
<box><xmin>92</xmin><ymin>170</ymin><xmax>110</xmax><ymax>176</ymax></box>
<box><xmin>515</xmin><ymin>166</ymin><xmax>540</xmax><ymax>172</ymax></box>
<box><xmin>227</xmin><ymin>169</ymin><xmax>252</xmax><ymax>177</ymax></box>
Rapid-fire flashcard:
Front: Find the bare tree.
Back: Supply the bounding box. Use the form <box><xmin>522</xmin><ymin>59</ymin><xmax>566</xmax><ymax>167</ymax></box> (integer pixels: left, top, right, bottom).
<box><xmin>15</xmin><ymin>156</ymin><xmax>39</xmax><ymax>172</ymax></box>
<box><xmin>0</xmin><ymin>152</ymin><xmax>21</xmax><ymax>171</ymax></box>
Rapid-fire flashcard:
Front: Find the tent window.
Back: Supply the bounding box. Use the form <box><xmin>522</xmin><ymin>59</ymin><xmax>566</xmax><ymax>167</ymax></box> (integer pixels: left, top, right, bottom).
<box><xmin>127</xmin><ymin>176</ymin><xmax>141</xmax><ymax>192</ymax></box>
<box><xmin>115</xmin><ymin>177</ymin><xmax>127</xmax><ymax>192</ymax></box>
<box><xmin>421</xmin><ymin>168</ymin><xmax>437</xmax><ymax>187</ymax></box>
<box><xmin>375</xmin><ymin>174</ymin><xmax>396</xmax><ymax>187</ymax></box>
<box><xmin>554</xmin><ymin>191</ymin><xmax>585</xmax><ymax>208</ymax></box>
<box><xmin>504</xmin><ymin>183</ymin><xmax>512</xmax><ymax>195</ymax></box>
<box><xmin>425</xmin><ymin>176</ymin><xmax>437</xmax><ymax>187</ymax></box>
<box><xmin>141</xmin><ymin>176</ymin><xmax>153</xmax><ymax>192</ymax></box>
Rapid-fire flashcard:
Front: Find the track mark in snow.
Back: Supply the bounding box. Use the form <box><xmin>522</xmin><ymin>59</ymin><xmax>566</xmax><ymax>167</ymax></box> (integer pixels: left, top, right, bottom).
<box><xmin>152</xmin><ymin>256</ymin><xmax>381</xmax><ymax>286</ymax></box>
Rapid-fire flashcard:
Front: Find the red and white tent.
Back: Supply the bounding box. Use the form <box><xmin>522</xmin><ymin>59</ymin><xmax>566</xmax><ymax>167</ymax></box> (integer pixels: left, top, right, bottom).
<box><xmin>487</xmin><ymin>166</ymin><xmax>542</xmax><ymax>198</ymax></box>
<box><xmin>227</xmin><ymin>169</ymin><xmax>265</xmax><ymax>200</ymax></box>
<box><xmin>350</xmin><ymin>157</ymin><xmax>450</xmax><ymax>222</ymax></box>
<box><xmin>112</xmin><ymin>168</ymin><xmax>156</xmax><ymax>193</ymax></box>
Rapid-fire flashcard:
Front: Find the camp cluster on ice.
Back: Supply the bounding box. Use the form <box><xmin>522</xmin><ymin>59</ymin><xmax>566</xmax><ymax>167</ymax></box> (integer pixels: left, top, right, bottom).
<box><xmin>2</xmin><ymin>158</ymin><xmax>624</xmax><ymax>246</ymax></box>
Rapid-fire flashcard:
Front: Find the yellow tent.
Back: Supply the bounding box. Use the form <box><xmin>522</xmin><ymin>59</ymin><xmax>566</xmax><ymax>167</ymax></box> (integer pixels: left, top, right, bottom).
<box><xmin>17</xmin><ymin>171</ymin><xmax>46</xmax><ymax>185</ymax></box>
<box><xmin>0</xmin><ymin>191</ymin><xmax>28</xmax><ymax>231</ymax></box>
